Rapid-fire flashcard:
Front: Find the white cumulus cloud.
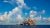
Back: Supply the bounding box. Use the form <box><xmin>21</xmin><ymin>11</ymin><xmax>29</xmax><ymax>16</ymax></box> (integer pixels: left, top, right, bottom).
<box><xmin>0</xmin><ymin>0</ymin><xmax>28</xmax><ymax>25</ymax></box>
<box><xmin>0</xmin><ymin>0</ymin><xmax>50</xmax><ymax>25</ymax></box>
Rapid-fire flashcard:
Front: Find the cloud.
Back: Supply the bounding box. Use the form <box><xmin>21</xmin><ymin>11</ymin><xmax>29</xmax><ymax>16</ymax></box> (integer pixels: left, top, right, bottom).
<box><xmin>30</xmin><ymin>10</ymin><xmax>37</xmax><ymax>18</ymax></box>
<box><xmin>0</xmin><ymin>0</ymin><xmax>50</xmax><ymax>25</ymax></box>
<box><xmin>0</xmin><ymin>16</ymin><xmax>4</xmax><ymax>21</ymax></box>
<box><xmin>16</xmin><ymin>0</ymin><xmax>24</xmax><ymax>6</ymax></box>
<box><xmin>41</xmin><ymin>10</ymin><xmax>45</xmax><ymax>14</ymax></box>
<box><xmin>16</xmin><ymin>0</ymin><xmax>24</xmax><ymax>4</ymax></box>
<box><xmin>16</xmin><ymin>14</ymin><xmax>24</xmax><ymax>24</ymax></box>
<box><xmin>0</xmin><ymin>0</ymin><xmax>26</xmax><ymax>25</ymax></box>
<box><xmin>47</xmin><ymin>17</ymin><xmax>50</xmax><ymax>22</ymax></box>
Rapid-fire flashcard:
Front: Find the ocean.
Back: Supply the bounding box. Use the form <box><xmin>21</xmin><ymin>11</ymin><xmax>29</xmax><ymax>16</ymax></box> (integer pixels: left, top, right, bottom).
<box><xmin>0</xmin><ymin>25</ymin><xmax>50</xmax><ymax>28</ymax></box>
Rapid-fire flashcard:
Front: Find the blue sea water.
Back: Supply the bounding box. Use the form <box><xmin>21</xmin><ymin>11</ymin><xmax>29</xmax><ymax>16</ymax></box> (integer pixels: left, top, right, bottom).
<box><xmin>0</xmin><ymin>25</ymin><xmax>50</xmax><ymax>28</ymax></box>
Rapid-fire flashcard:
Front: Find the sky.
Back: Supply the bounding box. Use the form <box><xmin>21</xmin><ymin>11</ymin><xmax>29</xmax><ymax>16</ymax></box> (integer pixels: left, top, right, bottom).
<box><xmin>24</xmin><ymin>0</ymin><xmax>50</xmax><ymax>17</ymax></box>
<box><xmin>0</xmin><ymin>0</ymin><xmax>50</xmax><ymax>25</ymax></box>
<box><xmin>0</xmin><ymin>0</ymin><xmax>50</xmax><ymax>17</ymax></box>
